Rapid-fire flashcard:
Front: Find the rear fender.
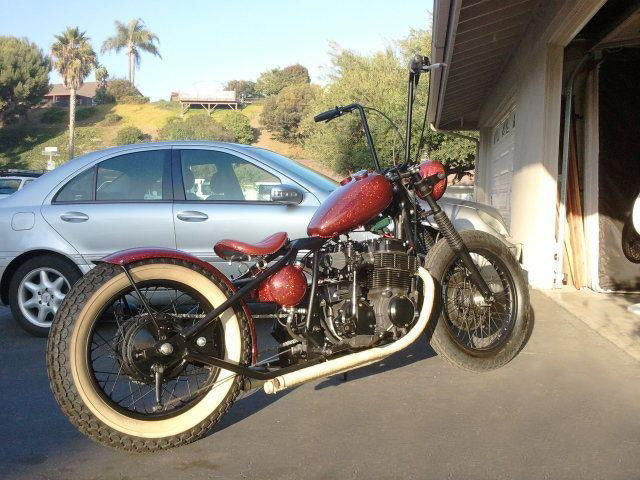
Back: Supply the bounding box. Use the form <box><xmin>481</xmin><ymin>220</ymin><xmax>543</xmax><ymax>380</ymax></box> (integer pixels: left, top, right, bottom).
<box><xmin>98</xmin><ymin>247</ymin><xmax>258</xmax><ymax>364</ymax></box>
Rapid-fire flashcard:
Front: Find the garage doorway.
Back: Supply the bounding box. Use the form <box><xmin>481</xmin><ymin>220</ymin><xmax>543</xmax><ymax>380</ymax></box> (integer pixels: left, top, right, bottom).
<box><xmin>594</xmin><ymin>48</ymin><xmax>640</xmax><ymax>290</ymax></box>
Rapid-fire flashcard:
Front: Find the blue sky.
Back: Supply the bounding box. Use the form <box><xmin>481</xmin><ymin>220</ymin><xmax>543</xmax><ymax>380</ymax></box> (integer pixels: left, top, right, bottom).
<box><xmin>0</xmin><ymin>0</ymin><xmax>431</xmax><ymax>100</ymax></box>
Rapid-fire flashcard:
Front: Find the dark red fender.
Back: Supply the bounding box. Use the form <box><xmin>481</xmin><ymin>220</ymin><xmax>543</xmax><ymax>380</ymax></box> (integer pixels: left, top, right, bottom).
<box><xmin>99</xmin><ymin>247</ymin><xmax>258</xmax><ymax>365</ymax></box>
<box><xmin>307</xmin><ymin>172</ymin><xmax>393</xmax><ymax>238</ymax></box>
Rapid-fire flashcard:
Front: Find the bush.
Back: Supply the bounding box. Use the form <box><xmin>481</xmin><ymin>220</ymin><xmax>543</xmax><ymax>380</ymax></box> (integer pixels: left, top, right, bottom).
<box><xmin>157</xmin><ymin>114</ymin><xmax>235</xmax><ymax>142</ymax></box>
<box><xmin>93</xmin><ymin>86</ymin><xmax>115</xmax><ymax>104</ymax></box>
<box><xmin>216</xmin><ymin>110</ymin><xmax>254</xmax><ymax>144</ymax></box>
<box><xmin>114</xmin><ymin>126</ymin><xmax>149</xmax><ymax>145</ymax></box>
<box><xmin>41</xmin><ymin>107</ymin><xmax>66</xmax><ymax>124</ymax></box>
<box><xmin>75</xmin><ymin>107</ymin><xmax>97</xmax><ymax>121</ymax></box>
<box><xmin>260</xmin><ymin>83</ymin><xmax>318</xmax><ymax>143</ymax></box>
<box><xmin>103</xmin><ymin>112</ymin><xmax>122</xmax><ymax>125</ymax></box>
<box><xmin>105</xmin><ymin>79</ymin><xmax>148</xmax><ymax>104</ymax></box>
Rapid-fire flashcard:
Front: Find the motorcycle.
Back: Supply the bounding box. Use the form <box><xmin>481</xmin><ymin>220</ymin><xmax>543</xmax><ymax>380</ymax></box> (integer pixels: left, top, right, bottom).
<box><xmin>46</xmin><ymin>55</ymin><xmax>531</xmax><ymax>452</ymax></box>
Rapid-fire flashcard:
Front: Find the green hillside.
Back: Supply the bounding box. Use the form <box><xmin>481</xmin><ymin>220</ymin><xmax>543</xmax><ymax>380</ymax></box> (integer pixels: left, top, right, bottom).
<box><xmin>0</xmin><ymin>102</ymin><xmax>263</xmax><ymax>170</ymax></box>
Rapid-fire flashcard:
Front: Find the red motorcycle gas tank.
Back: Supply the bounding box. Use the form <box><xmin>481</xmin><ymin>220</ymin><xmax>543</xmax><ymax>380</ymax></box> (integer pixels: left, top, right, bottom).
<box><xmin>307</xmin><ymin>171</ymin><xmax>393</xmax><ymax>238</ymax></box>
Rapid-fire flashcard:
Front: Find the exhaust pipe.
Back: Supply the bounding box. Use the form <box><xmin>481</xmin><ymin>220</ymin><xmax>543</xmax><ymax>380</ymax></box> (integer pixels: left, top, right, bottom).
<box><xmin>263</xmin><ymin>267</ymin><xmax>435</xmax><ymax>394</ymax></box>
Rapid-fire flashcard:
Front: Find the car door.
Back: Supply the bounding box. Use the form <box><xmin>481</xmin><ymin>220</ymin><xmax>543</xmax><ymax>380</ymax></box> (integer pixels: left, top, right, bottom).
<box><xmin>41</xmin><ymin>148</ymin><xmax>176</xmax><ymax>264</ymax></box>
<box><xmin>172</xmin><ymin>146</ymin><xmax>319</xmax><ymax>276</ymax></box>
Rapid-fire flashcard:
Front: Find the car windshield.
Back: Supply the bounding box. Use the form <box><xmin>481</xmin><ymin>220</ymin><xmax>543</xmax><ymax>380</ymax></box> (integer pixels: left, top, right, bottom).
<box><xmin>0</xmin><ymin>179</ymin><xmax>21</xmax><ymax>195</ymax></box>
<box><xmin>251</xmin><ymin>148</ymin><xmax>338</xmax><ymax>192</ymax></box>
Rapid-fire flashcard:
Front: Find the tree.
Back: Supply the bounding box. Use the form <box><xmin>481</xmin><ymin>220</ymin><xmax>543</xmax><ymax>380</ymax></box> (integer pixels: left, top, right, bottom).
<box><xmin>260</xmin><ymin>83</ymin><xmax>318</xmax><ymax>143</ymax></box>
<box><xmin>95</xmin><ymin>64</ymin><xmax>108</xmax><ymax>86</ymax></box>
<box><xmin>225</xmin><ymin>80</ymin><xmax>257</xmax><ymax>100</ymax></box>
<box><xmin>51</xmin><ymin>27</ymin><xmax>96</xmax><ymax>160</ymax></box>
<box><xmin>256</xmin><ymin>64</ymin><xmax>310</xmax><ymax>96</ymax></box>
<box><xmin>304</xmin><ymin>31</ymin><xmax>476</xmax><ymax>175</ymax></box>
<box><xmin>104</xmin><ymin>78</ymin><xmax>148</xmax><ymax>104</ymax></box>
<box><xmin>101</xmin><ymin>18</ymin><xmax>160</xmax><ymax>85</ymax></box>
<box><xmin>0</xmin><ymin>36</ymin><xmax>50</xmax><ymax>125</ymax></box>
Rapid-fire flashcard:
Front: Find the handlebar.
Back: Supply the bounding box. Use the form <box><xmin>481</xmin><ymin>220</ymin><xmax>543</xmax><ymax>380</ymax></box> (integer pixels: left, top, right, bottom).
<box><xmin>313</xmin><ymin>107</ymin><xmax>341</xmax><ymax>123</ymax></box>
<box><xmin>313</xmin><ymin>103</ymin><xmax>359</xmax><ymax>123</ymax></box>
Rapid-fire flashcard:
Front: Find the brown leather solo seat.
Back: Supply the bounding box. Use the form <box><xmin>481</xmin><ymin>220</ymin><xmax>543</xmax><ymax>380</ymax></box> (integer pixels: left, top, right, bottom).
<box><xmin>214</xmin><ymin>232</ymin><xmax>289</xmax><ymax>260</ymax></box>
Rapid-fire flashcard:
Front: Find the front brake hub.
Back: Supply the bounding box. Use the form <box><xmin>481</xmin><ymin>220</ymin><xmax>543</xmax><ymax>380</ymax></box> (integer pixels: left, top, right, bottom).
<box><xmin>121</xmin><ymin>314</ymin><xmax>186</xmax><ymax>383</ymax></box>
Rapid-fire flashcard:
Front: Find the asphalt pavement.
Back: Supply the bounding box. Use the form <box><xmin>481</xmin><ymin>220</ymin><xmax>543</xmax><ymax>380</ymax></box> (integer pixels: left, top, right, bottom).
<box><xmin>1</xmin><ymin>290</ymin><xmax>639</xmax><ymax>480</ymax></box>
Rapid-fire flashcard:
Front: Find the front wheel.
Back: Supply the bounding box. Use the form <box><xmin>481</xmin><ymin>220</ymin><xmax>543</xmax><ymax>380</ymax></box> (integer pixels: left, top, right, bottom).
<box><xmin>424</xmin><ymin>230</ymin><xmax>531</xmax><ymax>371</ymax></box>
<box><xmin>46</xmin><ymin>259</ymin><xmax>251</xmax><ymax>452</ymax></box>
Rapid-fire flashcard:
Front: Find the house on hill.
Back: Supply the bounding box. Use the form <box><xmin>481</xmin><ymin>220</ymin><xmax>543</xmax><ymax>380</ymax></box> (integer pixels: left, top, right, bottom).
<box><xmin>170</xmin><ymin>88</ymin><xmax>239</xmax><ymax>114</ymax></box>
<box><xmin>44</xmin><ymin>82</ymin><xmax>98</xmax><ymax>106</ymax></box>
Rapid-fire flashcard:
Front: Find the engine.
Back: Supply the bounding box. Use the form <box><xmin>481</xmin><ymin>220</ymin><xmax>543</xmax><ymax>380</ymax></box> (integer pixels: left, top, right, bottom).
<box><xmin>318</xmin><ymin>237</ymin><xmax>418</xmax><ymax>344</ymax></box>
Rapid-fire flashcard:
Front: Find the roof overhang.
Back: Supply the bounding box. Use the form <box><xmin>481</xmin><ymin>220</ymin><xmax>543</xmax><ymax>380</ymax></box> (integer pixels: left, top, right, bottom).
<box><xmin>428</xmin><ymin>0</ymin><xmax>539</xmax><ymax>130</ymax></box>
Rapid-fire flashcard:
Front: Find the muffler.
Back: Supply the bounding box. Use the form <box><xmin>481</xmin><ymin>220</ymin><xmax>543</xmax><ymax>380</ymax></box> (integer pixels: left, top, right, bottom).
<box><xmin>263</xmin><ymin>267</ymin><xmax>434</xmax><ymax>394</ymax></box>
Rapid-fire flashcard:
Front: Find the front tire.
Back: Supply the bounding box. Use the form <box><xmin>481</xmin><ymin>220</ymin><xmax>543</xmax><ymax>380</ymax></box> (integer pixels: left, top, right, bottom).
<box><xmin>46</xmin><ymin>259</ymin><xmax>251</xmax><ymax>452</ymax></box>
<box><xmin>424</xmin><ymin>230</ymin><xmax>530</xmax><ymax>371</ymax></box>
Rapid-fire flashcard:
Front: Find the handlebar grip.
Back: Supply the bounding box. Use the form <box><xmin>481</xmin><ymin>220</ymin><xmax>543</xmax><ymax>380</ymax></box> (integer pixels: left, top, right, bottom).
<box><xmin>314</xmin><ymin>107</ymin><xmax>341</xmax><ymax>123</ymax></box>
<box><xmin>409</xmin><ymin>54</ymin><xmax>430</xmax><ymax>74</ymax></box>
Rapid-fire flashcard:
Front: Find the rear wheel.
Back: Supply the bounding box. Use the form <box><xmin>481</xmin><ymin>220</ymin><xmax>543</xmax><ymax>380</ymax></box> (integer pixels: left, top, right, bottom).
<box><xmin>46</xmin><ymin>259</ymin><xmax>251</xmax><ymax>452</ymax></box>
<box><xmin>424</xmin><ymin>230</ymin><xmax>530</xmax><ymax>371</ymax></box>
<box><xmin>9</xmin><ymin>255</ymin><xmax>80</xmax><ymax>337</ymax></box>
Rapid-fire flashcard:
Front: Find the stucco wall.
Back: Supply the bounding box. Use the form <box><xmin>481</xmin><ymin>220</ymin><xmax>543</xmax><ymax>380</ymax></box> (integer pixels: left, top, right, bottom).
<box><xmin>475</xmin><ymin>0</ymin><xmax>606</xmax><ymax>288</ymax></box>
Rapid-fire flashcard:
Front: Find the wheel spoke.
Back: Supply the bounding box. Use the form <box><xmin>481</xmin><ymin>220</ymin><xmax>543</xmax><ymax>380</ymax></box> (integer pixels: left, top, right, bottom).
<box><xmin>37</xmin><ymin>306</ymin><xmax>49</xmax><ymax>322</ymax></box>
<box><xmin>40</xmin><ymin>270</ymin><xmax>53</xmax><ymax>289</ymax></box>
<box><xmin>23</xmin><ymin>281</ymin><xmax>39</xmax><ymax>293</ymax></box>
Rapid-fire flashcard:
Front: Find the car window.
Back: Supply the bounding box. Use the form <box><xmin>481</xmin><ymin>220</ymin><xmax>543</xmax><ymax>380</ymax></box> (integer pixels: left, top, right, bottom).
<box><xmin>179</xmin><ymin>150</ymin><xmax>280</xmax><ymax>201</ymax></box>
<box><xmin>22</xmin><ymin>179</ymin><xmax>34</xmax><ymax>188</ymax></box>
<box><xmin>252</xmin><ymin>148</ymin><xmax>338</xmax><ymax>192</ymax></box>
<box><xmin>54</xmin><ymin>168</ymin><xmax>95</xmax><ymax>202</ymax></box>
<box><xmin>97</xmin><ymin>150</ymin><xmax>165</xmax><ymax>201</ymax></box>
<box><xmin>0</xmin><ymin>179</ymin><xmax>21</xmax><ymax>195</ymax></box>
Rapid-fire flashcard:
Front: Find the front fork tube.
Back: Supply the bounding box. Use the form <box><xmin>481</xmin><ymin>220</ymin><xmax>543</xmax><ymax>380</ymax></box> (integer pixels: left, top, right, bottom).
<box><xmin>425</xmin><ymin>196</ymin><xmax>494</xmax><ymax>301</ymax></box>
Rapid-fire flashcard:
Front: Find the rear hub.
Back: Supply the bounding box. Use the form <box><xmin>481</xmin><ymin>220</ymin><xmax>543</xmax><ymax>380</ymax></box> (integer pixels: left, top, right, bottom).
<box><xmin>121</xmin><ymin>314</ymin><xmax>187</xmax><ymax>383</ymax></box>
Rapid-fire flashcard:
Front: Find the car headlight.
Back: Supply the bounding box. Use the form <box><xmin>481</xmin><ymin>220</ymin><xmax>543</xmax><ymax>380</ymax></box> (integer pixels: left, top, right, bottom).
<box><xmin>477</xmin><ymin>210</ymin><xmax>509</xmax><ymax>237</ymax></box>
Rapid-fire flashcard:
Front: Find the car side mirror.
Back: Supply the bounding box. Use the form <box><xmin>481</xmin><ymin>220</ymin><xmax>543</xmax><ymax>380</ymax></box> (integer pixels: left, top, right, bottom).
<box><xmin>270</xmin><ymin>185</ymin><xmax>304</xmax><ymax>205</ymax></box>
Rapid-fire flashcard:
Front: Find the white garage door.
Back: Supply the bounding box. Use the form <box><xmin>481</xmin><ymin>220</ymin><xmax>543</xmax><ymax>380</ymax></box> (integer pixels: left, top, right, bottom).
<box><xmin>488</xmin><ymin>109</ymin><xmax>516</xmax><ymax>227</ymax></box>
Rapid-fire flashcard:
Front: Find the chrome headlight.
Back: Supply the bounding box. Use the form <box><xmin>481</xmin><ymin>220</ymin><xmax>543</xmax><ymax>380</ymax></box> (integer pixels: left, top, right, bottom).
<box><xmin>477</xmin><ymin>210</ymin><xmax>509</xmax><ymax>237</ymax></box>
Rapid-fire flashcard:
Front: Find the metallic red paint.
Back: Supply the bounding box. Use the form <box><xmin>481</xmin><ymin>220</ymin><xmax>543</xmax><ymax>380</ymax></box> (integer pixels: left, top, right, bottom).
<box><xmin>307</xmin><ymin>172</ymin><xmax>394</xmax><ymax>238</ymax></box>
<box><xmin>256</xmin><ymin>265</ymin><xmax>307</xmax><ymax>307</ymax></box>
<box><xmin>214</xmin><ymin>232</ymin><xmax>289</xmax><ymax>260</ymax></box>
<box><xmin>99</xmin><ymin>247</ymin><xmax>258</xmax><ymax>364</ymax></box>
<box><xmin>417</xmin><ymin>161</ymin><xmax>447</xmax><ymax>200</ymax></box>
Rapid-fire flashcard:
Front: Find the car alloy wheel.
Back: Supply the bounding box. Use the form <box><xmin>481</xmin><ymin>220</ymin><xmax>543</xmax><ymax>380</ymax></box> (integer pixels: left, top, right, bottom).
<box><xmin>17</xmin><ymin>267</ymin><xmax>70</xmax><ymax>328</ymax></box>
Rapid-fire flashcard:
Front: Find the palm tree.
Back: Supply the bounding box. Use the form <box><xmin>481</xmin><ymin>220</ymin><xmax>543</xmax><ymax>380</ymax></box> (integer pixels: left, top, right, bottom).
<box><xmin>51</xmin><ymin>27</ymin><xmax>97</xmax><ymax>160</ymax></box>
<box><xmin>101</xmin><ymin>18</ymin><xmax>161</xmax><ymax>85</ymax></box>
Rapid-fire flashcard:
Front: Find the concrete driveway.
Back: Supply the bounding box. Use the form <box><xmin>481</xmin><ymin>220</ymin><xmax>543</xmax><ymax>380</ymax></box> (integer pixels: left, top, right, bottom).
<box><xmin>1</xmin><ymin>291</ymin><xmax>639</xmax><ymax>480</ymax></box>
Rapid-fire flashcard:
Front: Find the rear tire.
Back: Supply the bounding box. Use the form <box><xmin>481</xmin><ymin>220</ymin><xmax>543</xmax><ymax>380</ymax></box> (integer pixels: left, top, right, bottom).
<box><xmin>46</xmin><ymin>259</ymin><xmax>251</xmax><ymax>452</ymax></box>
<box><xmin>424</xmin><ymin>230</ymin><xmax>531</xmax><ymax>371</ymax></box>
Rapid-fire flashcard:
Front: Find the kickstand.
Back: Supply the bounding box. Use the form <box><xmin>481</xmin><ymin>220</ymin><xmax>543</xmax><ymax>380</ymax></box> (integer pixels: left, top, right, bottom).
<box><xmin>342</xmin><ymin>372</ymin><xmax>348</xmax><ymax>382</ymax></box>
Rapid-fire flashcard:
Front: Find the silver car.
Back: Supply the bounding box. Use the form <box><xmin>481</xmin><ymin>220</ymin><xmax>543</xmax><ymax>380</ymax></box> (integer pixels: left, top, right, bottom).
<box><xmin>0</xmin><ymin>171</ymin><xmax>42</xmax><ymax>199</ymax></box>
<box><xmin>0</xmin><ymin>141</ymin><xmax>515</xmax><ymax>335</ymax></box>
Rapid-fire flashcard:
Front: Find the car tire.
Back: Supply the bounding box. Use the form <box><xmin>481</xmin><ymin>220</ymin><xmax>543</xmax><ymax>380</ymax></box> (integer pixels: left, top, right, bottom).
<box><xmin>9</xmin><ymin>255</ymin><xmax>81</xmax><ymax>337</ymax></box>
